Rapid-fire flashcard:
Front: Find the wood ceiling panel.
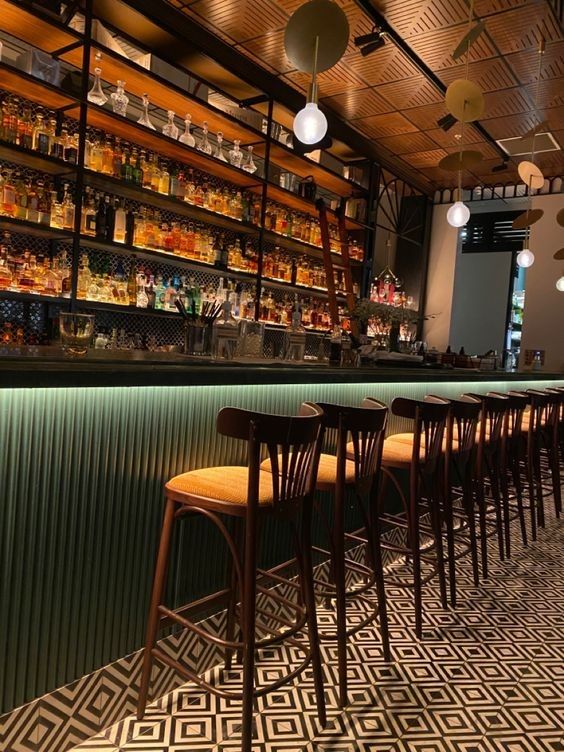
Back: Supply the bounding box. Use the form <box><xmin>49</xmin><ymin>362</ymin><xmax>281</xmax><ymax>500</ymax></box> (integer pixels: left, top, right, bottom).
<box><xmin>373</xmin><ymin>76</ymin><xmax>443</xmax><ymax>110</ymax></box>
<box><xmin>341</xmin><ymin>47</ymin><xmax>421</xmax><ymax>86</ymax></box>
<box><xmin>481</xmin><ymin>88</ymin><xmax>532</xmax><ymax>120</ymax></box>
<box><xmin>407</xmin><ymin>24</ymin><xmax>498</xmax><ymax>70</ymax></box>
<box><xmin>284</xmin><ymin>61</ymin><xmax>368</xmax><ymax>97</ymax></box>
<box><xmin>438</xmin><ymin>58</ymin><xmax>518</xmax><ymax>92</ymax></box>
<box><xmin>444</xmin><ymin>140</ymin><xmax>501</xmax><ymax>160</ymax></box>
<box><xmin>482</xmin><ymin>112</ymin><xmax>542</xmax><ymax>139</ymax></box>
<box><xmin>401</xmin><ymin>102</ymin><xmax>450</xmax><ymax>131</ymax></box>
<box><xmin>484</xmin><ymin>5</ymin><xmax>562</xmax><ymax>54</ymax></box>
<box><xmin>188</xmin><ymin>0</ymin><xmax>288</xmax><ymax>44</ymax></box>
<box><xmin>426</xmin><ymin>125</ymin><xmax>485</xmax><ymax>148</ymax></box>
<box><xmin>399</xmin><ymin>148</ymin><xmax>448</xmax><ymax>168</ymax></box>
<box><xmin>540</xmin><ymin>105</ymin><xmax>564</xmax><ymax>130</ymax></box>
<box><xmin>320</xmin><ymin>87</ymin><xmax>395</xmax><ymax>119</ymax></box>
<box><xmin>238</xmin><ymin>29</ymin><xmax>295</xmax><ymax>74</ymax></box>
<box><xmin>376</xmin><ymin>131</ymin><xmax>442</xmax><ymax>155</ymax></box>
<box><xmin>381</xmin><ymin>0</ymin><xmax>468</xmax><ymax>37</ymax></box>
<box><xmin>505</xmin><ymin>44</ymin><xmax>564</xmax><ymax>84</ymax></box>
<box><xmin>474</xmin><ymin>0</ymin><xmax>530</xmax><ymax>14</ymax></box>
<box><xmin>525</xmin><ymin>77</ymin><xmax>564</xmax><ymax>108</ymax></box>
<box><xmin>352</xmin><ymin>112</ymin><xmax>419</xmax><ymax>139</ymax></box>
<box><xmin>535</xmin><ymin>149</ymin><xmax>564</xmax><ymax>174</ymax></box>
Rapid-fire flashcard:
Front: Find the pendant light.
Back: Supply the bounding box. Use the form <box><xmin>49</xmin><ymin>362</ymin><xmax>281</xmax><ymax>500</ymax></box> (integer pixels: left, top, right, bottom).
<box><xmin>556</xmin><ymin>274</ymin><xmax>564</xmax><ymax>292</ymax></box>
<box><xmin>516</xmin><ymin>248</ymin><xmax>535</xmax><ymax>268</ymax></box>
<box><xmin>292</xmin><ymin>36</ymin><xmax>327</xmax><ymax>144</ymax></box>
<box><xmin>447</xmin><ymin>199</ymin><xmax>471</xmax><ymax>228</ymax></box>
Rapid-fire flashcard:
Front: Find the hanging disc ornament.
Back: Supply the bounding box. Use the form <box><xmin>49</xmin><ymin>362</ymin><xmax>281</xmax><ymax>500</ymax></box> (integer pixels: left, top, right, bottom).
<box><xmin>445</xmin><ymin>79</ymin><xmax>485</xmax><ymax>122</ymax></box>
<box><xmin>553</xmin><ymin>248</ymin><xmax>564</xmax><ymax>260</ymax></box>
<box><xmin>518</xmin><ymin>160</ymin><xmax>544</xmax><ymax>190</ymax></box>
<box><xmin>557</xmin><ymin>208</ymin><xmax>564</xmax><ymax>227</ymax></box>
<box><xmin>512</xmin><ymin>209</ymin><xmax>544</xmax><ymax>230</ymax></box>
<box><xmin>284</xmin><ymin>0</ymin><xmax>350</xmax><ymax>73</ymax></box>
<box><xmin>439</xmin><ymin>149</ymin><xmax>483</xmax><ymax>172</ymax></box>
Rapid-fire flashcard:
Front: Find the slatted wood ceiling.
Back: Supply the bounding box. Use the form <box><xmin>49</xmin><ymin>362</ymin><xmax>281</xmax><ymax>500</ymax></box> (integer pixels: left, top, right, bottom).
<box><xmin>165</xmin><ymin>0</ymin><xmax>563</xmax><ymax>192</ymax></box>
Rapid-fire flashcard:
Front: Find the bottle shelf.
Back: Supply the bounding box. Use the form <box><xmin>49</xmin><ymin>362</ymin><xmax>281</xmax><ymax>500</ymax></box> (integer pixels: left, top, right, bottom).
<box><xmin>261</xmin><ymin>229</ymin><xmax>362</xmax><ymax>269</ymax></box>
<box><xmin>0</xmin><ymin>62</ymin><xmax>78</xmax><ymax>111</ymax></box>
<box><xmin>78</xmin><ymin>235</ymin><xmax>258</xmax><ymax>284</ymax></box>
<box><xmin>72</xmin><ymin>106</ymin><xmax>265</xmax><ymax>191</ymax></box>
<box><xmin>74</xmin><ymin>299</ymin><xmax>182</xmax><ymax>318</ymax></box>
<box><xmin>0</xmin><ymin>216</ymin><xmax>74</xmax><ymax>240</ymax></box>
<box><xmin>61</xmin><ymin>42</ymin><xmax>265</xmax><ymax>148</ymax></box>
<box><xmin>83</xmin><ymin>169</ymin><xmax>260</xmax><ymax>237</ymax></box>
<box><xmin>260</xmin><ymin>320</ymin><xmax>331</xmax><ymax>334</ymax></box>
<box><xmin>0</xmin><ymin>141</ymin><xmax>78</xmax><ymax>176</ymax></box>
<box><xmin>266</xmin><ymin>182</ymin><xmax>365</xmax><ymax>231</ymax></box>
<box><xmin>0</xmin><ymin>289</ymin><xmax>70</xmax><ymax>305</ymax></box>
<box><xmin>261</xmin><ymin>276</ymin><xmax>347</xmax><ymax>301</ymax></box>
<box><xmin>0</xmin><ymin>0</ymin><xmax>82</xmax><ymax>54</ymax></box>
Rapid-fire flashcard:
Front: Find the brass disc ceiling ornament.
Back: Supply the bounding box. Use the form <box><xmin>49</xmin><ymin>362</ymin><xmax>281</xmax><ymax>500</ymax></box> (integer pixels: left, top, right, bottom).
<box><xmin>284</xmin><ymin>0</ymin><xmax>350</xmax><ymax>73</ymax></box>
<box><xmin>439</xmin><ymin>149</ymin><xmax>483</xmax><ymax>172</ymax></box>
<box><xmin>445</xmin><ymin>79</ymin><xmax>485</xmax><ymax>122</ymax></box>
<box><xmin>518</xmin><ymin>160</ymin><xmax>545</xmax><ymax>190</ymax></box>
<box><xmin>512</xmin><ymin>208</ymin><xmax>544</xmax><ymax>230</ymax></box>
<box><xmin>557</xmin><ymin>208</ymin><xmax>564</xmax><ymax>227</ymax></box>
<box><xmin>553</xmin><ymin>248</ymin><xmax>564</xmax><ymax>260</ymax></box>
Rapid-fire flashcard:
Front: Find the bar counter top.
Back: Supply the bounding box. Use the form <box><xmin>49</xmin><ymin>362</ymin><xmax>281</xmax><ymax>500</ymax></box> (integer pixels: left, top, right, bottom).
<box><xmin>1</xmin><ymin>346</ymin><xmax>562</xmax><ymax>388</ymax></box>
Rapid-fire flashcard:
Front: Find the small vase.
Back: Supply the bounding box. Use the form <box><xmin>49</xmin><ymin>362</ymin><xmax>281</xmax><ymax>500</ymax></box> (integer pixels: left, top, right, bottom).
<box><xmin>137</xmin><ymin>93</ymin><xmax>156</xmax><ymax>130</ymax></box>
<box><xmin>214</xmin><ymin>131</ymin><xmax>228</xmax><ymax>162</ymax></box>
<box><xmin>87</xmin><ymin>67</ymin><xmax>108</xmax><ymax>106</ymax></box>
<box><xmin>110</xmin><ymin>80</ymin><xmax>129</xmax><ymax>116</ymax></box>
<box><xmin>162</xmin><ymin>110</ymin><xmax>179</xmax><ymax>140</ymax></box>
<box><xmin>179</xmin><ymin>114</ymin><xmax>195</xmax><ymax>147</ymax></box>
<box><xmin>197</xmin><ymin>121</ymin><xmax>212</xmax><ymax>155</ymax></box>
<box><xmin>228</xmin><ymin>139</ymin><xmax>243</xmax><ymax>168</ymax></box>
<box><xmin>242</xmin><ymin>145</ymin><xmax>257</xmax><ymax>174</ymax></box>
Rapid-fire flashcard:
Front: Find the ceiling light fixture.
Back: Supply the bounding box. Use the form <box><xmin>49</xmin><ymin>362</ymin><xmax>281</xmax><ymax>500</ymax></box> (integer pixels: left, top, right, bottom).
<box><xmin>292</xmin><ymin>36</ymin><xmax>327</xmax><ymax>145</ymax></box>
<box><xmin>354</xmin><ymin>27</ymin><xmax>386</xmax><ymax>56</ymax></box>
<box><xmin>556</xmin><ymin>274</ymin><xmax>564</xmax><ymax>292</ymax></box>
<box><xmin>516</xmin><ymin>248</ymin><xmax>535</xmax><ymax>268</ymax></box>
<box><xmin>437</xmin><ymin>113</ymin><xmax>457</xmax><ymax>132</ymax></box>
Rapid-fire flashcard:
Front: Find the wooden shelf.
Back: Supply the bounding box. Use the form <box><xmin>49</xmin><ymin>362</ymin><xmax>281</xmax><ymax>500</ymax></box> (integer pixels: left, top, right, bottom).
<box><xmin>0</xmin><ymin>63</ymin><xmax>78</xmax><ymax>111</ymax></box>
<box><xmin>261</xmin><ymin>277</ymin><xmax>347</xmax><ymax>301</ymax></box>
<box><xmin>0</xmin><ymin>142</ymin><xmax>78</xmax><ymax>176</ymax></box>
<box><xmin>0</xmin><ymin>0</ymin><xmax>82</xmax><ymax>53</ymax></box>
<box><xmin>0</xmin><ymin>289</ymin><xmax>70</xmax><ymax>305</ymax></box>
<box><xmin>83</xmin><ymin>170</ymin><xmax>260</xmax><ymax>236</ymax></box>
<box><xmin>261</xmin><ymin>320</ymin><xmax>331</xmax><ymax>334</ymax></box>
<box><xmin>266</xmin><ymin>182</ymin><xmax>365</xmax><ymax>231</ymax></box>
<box><xmin>258</xmin><ymin>140</ymin><xmax>362</xmax><ymax>199</ymax></box>
<box><xmin>74</xmin><ymin>299</ymin><xmax>181</xmax><ymax>318</ymax></box>
<box><xmin>0</xmin><ymin>216</ymin><xmax>74</xmax><ymax>241</ymax></box>
<box><xmin>76</xmin><ymin>106</ymin><xmax>264</xmax><ymax>190</ymax></box>
<box><xmin>262</xmin><ymin>229</ymin><xmax>362</xmax><ymax>269</ymax></box>
<box><xmin>79</xmin><ymin>235</ymin><xmax>257</xmax><ymax>285</ymax></box>
<box><xmin>61</xmin><ymin>43</ymin><xmax>265</xmax><ymax>148</ymax></box>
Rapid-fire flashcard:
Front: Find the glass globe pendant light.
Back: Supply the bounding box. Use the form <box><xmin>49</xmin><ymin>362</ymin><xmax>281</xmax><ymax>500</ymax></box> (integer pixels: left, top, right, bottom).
<box><xmin>556</xmin><ymin>274</ymin><xmax>564</xmax><ymax>292</ymax></box>
<box><xmin>447</xmin><ymin>200</ymin><xmax>470</xmax><ymax>228</ymax></box>
<box><xmin>516</xmin><ymin>248</ymin><xmax>535</xmax><ymax>268</ymax></box>
<box><xmin>293</xmin><ymin>35</ymin><xmax>328</xmax><ymax>145</ymax></box>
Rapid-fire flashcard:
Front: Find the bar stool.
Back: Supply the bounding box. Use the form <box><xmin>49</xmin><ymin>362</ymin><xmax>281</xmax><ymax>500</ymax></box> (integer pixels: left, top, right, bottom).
<box><xmin>137</xmin><ymin>405</ymin><xmax>326</xmax><ymax>752</ymax></box>
<box><xmin>312</xmin><ymin>400</ymin><xmax>390</xmax><ymax>708</ymax></box>
<box><xmin>377</xmin><ymin>396</ymin><xmax>450</xmax><ymax>639</ymax></box>
<box><xmin>525</xmin><ymin>389</ymin><xmax>562</xmax><ymax>523</ymax></box>
<box><xmin>463</xmin><ymin>392</ymin><xmax>508</xmax><ymax>579</ymax></box>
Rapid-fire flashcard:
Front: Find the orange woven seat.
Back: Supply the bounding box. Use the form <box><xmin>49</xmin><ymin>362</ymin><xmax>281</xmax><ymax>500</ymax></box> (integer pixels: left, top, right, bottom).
<box><xmin>166</xmin><ymin>466</ymin><xmax>274</xmax><ymax>505</ymax></box>
<box><xmin>260</xmin><ymin>452</ymin><xmax>357</xmax><ymax>488</ymax></box>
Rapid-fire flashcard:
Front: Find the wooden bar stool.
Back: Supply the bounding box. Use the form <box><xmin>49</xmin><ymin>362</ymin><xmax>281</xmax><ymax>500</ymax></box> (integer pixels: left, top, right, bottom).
<box><xmin>311</xmin><ymin>399</ymin><xmax>390</xmax><ymax>708</ymax></box>
<box><xmin>377</xmin><ymin>396</ymin><xmax>450</xmax><ymax>639</ymax></box>
<box><xmin>526</xmin><ymin>389</ymin><xmax>562</xmax><ymax>523</ymax></box>
<box><xmin>137</xmin><ymin>405</ymin><xmax>326</xmax><ymax>752</ymax></box>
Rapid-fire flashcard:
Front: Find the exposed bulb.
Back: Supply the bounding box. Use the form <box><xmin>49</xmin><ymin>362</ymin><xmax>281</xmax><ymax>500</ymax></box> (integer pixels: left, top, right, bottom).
<box><xmin>293</xmin><ymin>102</ymin><xmax>327</xmax><ymax>145</ymax></box>
<box><xmin>556</xmin><ymin>275</ymin><xmax>564</xmax><ymax>292</ymax></box>
<box><xmin>516</xmin><ymin>248</ymin><xmax>535</xmax><ymax>268</ymax></box>
<box><xmin>446</xmin><ymin>201</ymin><xmax>470</xmax><ymax>228</ymax></box>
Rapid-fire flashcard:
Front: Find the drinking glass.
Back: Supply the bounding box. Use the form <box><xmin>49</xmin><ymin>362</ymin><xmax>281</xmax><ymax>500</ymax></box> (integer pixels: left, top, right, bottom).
<box><xmin>60</xmin><ymin>313</ymin><xmax>94</xmax><ymax>356</ymax></box>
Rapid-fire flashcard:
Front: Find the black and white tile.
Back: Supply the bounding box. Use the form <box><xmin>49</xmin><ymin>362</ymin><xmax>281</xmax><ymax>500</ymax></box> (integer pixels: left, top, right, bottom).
<box><xmin>69</xmin><ymin>502</ymin><xmax>563</xmax><ymax>752</ymax></box>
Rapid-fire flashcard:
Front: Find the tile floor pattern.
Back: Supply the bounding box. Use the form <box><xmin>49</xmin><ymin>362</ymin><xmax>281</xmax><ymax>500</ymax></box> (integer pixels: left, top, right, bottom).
<box><xmin>73</xmin><ymin>505</ymin><xmax>564</xmax><ymax>752</ymax></box>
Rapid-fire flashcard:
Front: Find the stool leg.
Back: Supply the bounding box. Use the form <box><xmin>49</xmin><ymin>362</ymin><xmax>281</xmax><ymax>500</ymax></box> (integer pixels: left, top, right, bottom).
<box><xmin>499</xmin><ymin>460</ymin><xmax>511</xmax><ymax>559</ymax></box>
<box><xmin>443</xmin><ymin>478</ymin><xmax>457</xmax><ymax>609</ymax></box>
<box><xmin>487</xmin><ymin>464</ymin><xmax>505</xmax><ymax>561</ymax></box>
<box><xmin>463</xmin><ymin>476</ymin><xmax>480</xmax><ymax>588</ymax></box>
<box><xmin>476</xmin><ymin>477</ymin><xmax>488</xmax><ymax>580</ymax></box>
<box><xmin>429</xmin><ymin>481</ymin><xmax>448</xmax><ymax>611</ymax></box>
<box><xmin>510</xmin><ymin>450</ymin><xmax>528</xmax><ymax>547</ymax></box>
<box><xmin>408</xmin><ymin>472</ymin><xmax>423</xmax><ymax>639</ymax></box>
<box><xmin>137</xmin><ymin>497</ymin><xmax>176</xmax><ymax>719</ymax></box>
<box><xmin>299</xmin><ymin>509</ymin><xmax>327</xmax><ymax>728</ymax></box>
<box><xmin>526</xmin><ymin>444</ymin><xmax>537</xmax><ymax>542</ymax></box>
<box><xmin>368</xmin><ymin>485</ymin><xmax>392</xmax><ymax>662</ymax></box>
<box><xmin>241</xmin><ymin>510</ymin><xmax>258</xmax><ymax>752</ymax></box>
<box><xmin>548</xmin><ymin>443</ymin><xmax>562</xmax><ymax>518</ymax></box>
<box><xmin>333</xmin><ymin>486</ymin><xmax>348</xmax><ymax>708</ymax></box>
<box><xmin>533</xmin><ymin>448</ymin><xmax>545</xmax><ymax>529</ymax></box>
<box><xmin>225</xmin><ymin>520</ymin><xmax>243</xmax><ymax>671</ymax></box>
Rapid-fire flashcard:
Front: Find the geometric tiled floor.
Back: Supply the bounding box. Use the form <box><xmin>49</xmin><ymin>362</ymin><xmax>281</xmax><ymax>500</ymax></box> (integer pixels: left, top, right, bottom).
<box><xmin>74</xmin><ymin>503</ymin><xmax>564</xmax><ymax>752</ymax></box>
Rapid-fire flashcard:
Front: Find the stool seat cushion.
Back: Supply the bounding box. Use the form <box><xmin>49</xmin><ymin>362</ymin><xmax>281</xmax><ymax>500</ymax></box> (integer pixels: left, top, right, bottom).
<box><xmin>380</xmin><ymin>432</ymin><xmax>454</xmax><ymax>467</ymax></box>
<box><xmin>260</xmin><ymin>452</ymin><xmax>357</xmax><ymax>487</ymax></box>
<box><xmin>166</xmin><ymin>466</ymin><xmax>274</xmax><ymax>505</ymax></box>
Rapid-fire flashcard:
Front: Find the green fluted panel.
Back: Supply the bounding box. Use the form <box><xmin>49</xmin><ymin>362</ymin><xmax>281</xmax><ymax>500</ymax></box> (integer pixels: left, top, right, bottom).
<box><xmin>0</xmin><ymin>378</ymin><xmax>560</xmax><ymax>713</ymax></box>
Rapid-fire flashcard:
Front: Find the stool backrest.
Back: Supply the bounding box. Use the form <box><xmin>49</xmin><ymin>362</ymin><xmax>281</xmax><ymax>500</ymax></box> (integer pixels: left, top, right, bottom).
<box><xmin>464</xmin><ymin>392</ymin><xmax>507</xmax><ymax>450</ymax></box>
<box><xmin>449</xmin><ymin>396</ymin><xmax>481</xmax><ymax>457</ymax></box>
<box><xmin>217</xmin><ymin>405</ymin><xmax>322</xmax><ymax>508</ymax></box>
<box><xmin>491</xmin><ymin>391</ymin><xmax>528</xmax><ymax>448</ymax></box>
<box><xmin>311</xmin><ymin>399</ymin><xmax>388</xmax><ymax>485</ymax></box>
<box><xmin>528</xmin><ymin>389</ymin><xmax>561</xmax><ymax>437</ymax></box>
<box><xmin>391</xmin><ymin>396</ymin><xmax>450</xmax><ymax>473</ymax></box>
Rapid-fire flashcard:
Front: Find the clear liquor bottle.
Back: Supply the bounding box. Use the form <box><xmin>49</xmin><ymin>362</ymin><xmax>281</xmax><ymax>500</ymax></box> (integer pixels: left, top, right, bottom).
<box><xmin>162</xmin><ymin>110</ymin><xmax>179</xmax><ymax>140</ymax></box>
<box><xmin>110</xmin><ymin>80</ymin><xmax>129</xmax><ymax>116</ymax></box>
<box><xmin>179</xmin><ymin>114</ymin><xmax>195</xmax><ymax>147</ymax></box>
<box><xmin>87</xmin><ymin>67</ymin><xmax>108</xmax><ymax>106</ymax></box>
<box><xmin>137</xmin><ymin>94</ymin><xmax>156</xmax><ymax>130</ymax></box>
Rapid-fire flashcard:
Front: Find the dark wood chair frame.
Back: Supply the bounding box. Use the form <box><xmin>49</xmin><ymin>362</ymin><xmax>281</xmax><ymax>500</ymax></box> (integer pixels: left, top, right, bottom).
<box><xmin>377</xmin><ymin>396</ymin><xmax>450</xmax><ymax>640</ymax></box>
<box><xmin>307</xmin><ymin>399</ymin><xmax>391</xmax><ymax>708</ymax></box>
<box><xmin>137</xmin><ymin>405</ymin><xmax>326</xmax><ymax>752</ymax></box>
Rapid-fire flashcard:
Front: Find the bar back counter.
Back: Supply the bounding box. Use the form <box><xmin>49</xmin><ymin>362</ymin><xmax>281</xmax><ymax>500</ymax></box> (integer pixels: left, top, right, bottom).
<box><xmin>1</xmin><ymin>356</ymin><xmax>563</xmax><ymax>751</ymax></box>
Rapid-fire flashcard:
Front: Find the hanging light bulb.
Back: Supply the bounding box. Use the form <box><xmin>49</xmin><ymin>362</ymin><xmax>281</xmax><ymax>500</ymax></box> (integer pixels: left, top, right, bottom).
<box><xmin>516</xmin><ymin>248</ymin><xmax>535</xmax><ymax>268</ymax></box>
<box><xmin>293</xmin><ymin>102</ymin><xmax>327</xmax><ymax>145</ymax></box>
<box><xmin>447</xmin><ymin>200</ymin><xmax>471</xmax><ymax>228</ymax></box>
<box><xmin>556</xmin><ymin>275</ymin><xmax>564</xmax><ymax>292</ymax></box>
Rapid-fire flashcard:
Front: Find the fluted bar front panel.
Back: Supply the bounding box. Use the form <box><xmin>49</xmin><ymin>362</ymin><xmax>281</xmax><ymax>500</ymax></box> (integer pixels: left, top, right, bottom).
<box><xmin>0</xmin><ymin>378</ymin><xmax>558</xmax><ymax>713</ymax></box>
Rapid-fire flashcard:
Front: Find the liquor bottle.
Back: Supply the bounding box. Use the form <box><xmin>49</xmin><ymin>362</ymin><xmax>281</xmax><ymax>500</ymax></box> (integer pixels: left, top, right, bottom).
<box><xmin>112</xmin><ymin>138</ymin><xmax>123</xmax><ymax>177</ymax></box>
<box><xmin>136</xmin><ymin>268</ymin><xmax>148</xmax><ymax>308</ymax></box>
<box><xmin>13</xmin><ymin>172</ymin><xmax>28</xmax><ymax>220</ymax></box>
<box><xmin>132</xmin><ymin>151</ymin><xmax>144</xmax><ymax>186</ymax></box>
<box><xmin>17</xmin><ymin>107</ymin><xmax>33</xmax><ymax>150</ymax></box>
<box><xmin>145</xmin><ymin>274</ymin><xmax>156</xmax><ymax>308</ymax></box>
<box><xmin>242</xmin><ymin>145</ymin><xmax>257</xmax><ymax>174</ymax></box>
<box><xmin>81</xmin><ymin>194</ymin><xmax>97</xmax><ymax>237</ymax></box>
<box><xmin>125</xmin><ymin>204</ymin><xmax>135</xmax><ymax>246</ymax></box>
<box><xmin>228</xmin><ymin>139</ymin><xmax>243</xmax><ymax>167</ymax></box>
<box><xmin>95</xmin><ymin>193</ymin><xmax>107</xmax><ymax>239</ymax></box>
<box><xmin>2</xmin><ymin>98</ymin><xmax>17</xmax><ymax>143</ymax></box>
<box><xmin>65</xmin><ymin>132</ymin><xmax>78</xmax><ymax>164</ymax></box>
<box><xmin>77</xmin><ymin>253</ymin><xmax>91</xmax><ymax>298</ymax></box>
<box><xmin>113</xmin><ymin>200</ymin><xmax>126</xmax><ymax>243</ymax></box>
<box><xmin>120</xmin><ymin>149</ymin><xmax>133</xmax><ymax>182</ymax></box>
<box><xmin>154</xmin><ymin>275</ymin><xmax>165</xmax><ymax>310</ymax></box>
<box><xmin>164</xmin><ymin>277</ymin><xmax>177</xmax><ymax>311</ymax></box>
<box><xmin>26</xmin><ymin>180</ymin><xmax>39</xmax><ymax>223</ymax></box>
<box><xmin>88</xmin><ymin>67</ymin><xmax>108</xmax><ymax>106</ymax></box>
<box><xmin>214</xmin><ymin>131</ymin><xmax>227</xmax><ymax>162</ymax></box>
<box><xmin>61</xmin><ymin>185</ymin><xmax>75</xmax><ymax>231</ymax></box>
<box><xmin>197</xmin><ymin>121</ymin><xmax>212</xmax><ymax>154</ymax></box>
<box><xmin>179</xmin><ymin>114</ymin><xmax>195</xmax><ymax>147</ymax></box>
<box><xmin>1</xmin><ymin>169</ymin><xmax>16</xmax><ymax>216</ymax></box>
<box><xmin>104</xmin><ymin>196</ymin><xmax>115</xmax><ymax>242</ymax></box>
<box><xmin>127</xmin><ymin>257</ymin><xmax>137</xmax><ymax>305</ymax></box>
<box><xmin>102</xmin><ymin>138</ymin><xmax>114</xmax><ymax>175</ymax></box>
<box><xmin>49</xmin><ymin>189</ymin><xmax>63</xmax><ymax>229</ymax></box>
<box><xmin>36</xmin><ymin>181</ymin><xmax>51</xmax><ymax>225</ymax></box>
<box><xmin>137</xmin><ymin>94</ymin><xmax>156</xmax><ymax>130</ymax></box>
<box><xmin>110</xmin><ymin>80</ymin><xmax>129</xmax><ymax>116</ymax></box>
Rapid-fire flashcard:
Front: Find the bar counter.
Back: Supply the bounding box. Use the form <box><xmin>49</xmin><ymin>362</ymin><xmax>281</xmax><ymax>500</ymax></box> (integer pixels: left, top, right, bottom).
<box><xmin>1</xmin><ymin>352</ymin><xmax>562</xmax><ymax>724</ymax></box>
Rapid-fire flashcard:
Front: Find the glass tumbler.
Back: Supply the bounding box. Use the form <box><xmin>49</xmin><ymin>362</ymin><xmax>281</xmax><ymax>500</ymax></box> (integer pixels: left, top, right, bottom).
<box><xmin>60</xmin><ymin>313</ymin><xmax>94</xmax><ymax>356</ymax></box>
